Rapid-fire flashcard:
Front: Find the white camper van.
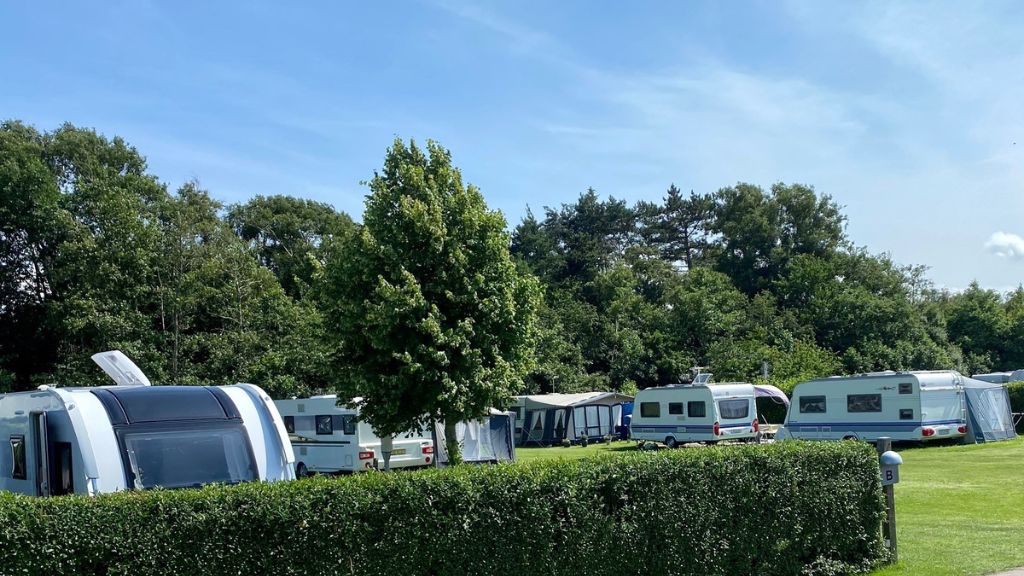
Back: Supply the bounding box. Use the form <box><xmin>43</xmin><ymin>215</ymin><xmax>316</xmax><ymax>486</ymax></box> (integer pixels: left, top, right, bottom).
<box><xmin>275</xmin><ymin>396</ymin><xmax>434</xmax><ymax>476</ymax></box>
<box><xmin>0</xmin><ymin>351</ymin><xmax>295</xmax><ymax>496</ymax></box>
<box><xmin>630</xmin><ymin>383</ymin><xmax>760</xmax><ymax>447</ymax></box>
<box><xmin>776</xmin><ymin>371</ymin><xmax>968</xmax><ymax>442</ymax></box>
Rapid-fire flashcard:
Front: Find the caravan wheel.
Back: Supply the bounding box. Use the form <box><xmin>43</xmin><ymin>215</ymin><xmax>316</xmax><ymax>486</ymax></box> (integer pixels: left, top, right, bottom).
<box><xmin>664</xmin><ymin>436</ymin><xmax>678</xmax><ymax>449</ymax></box>
<box><xmin>296</xmin><ymin>462</ymin><xmax>310</xmax><ymax>478</ymax></box>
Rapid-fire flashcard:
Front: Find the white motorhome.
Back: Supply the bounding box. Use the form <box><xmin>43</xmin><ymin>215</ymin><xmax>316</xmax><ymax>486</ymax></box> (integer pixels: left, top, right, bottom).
<box><xmin>630</xmin><ymin>383</ymin><xmax>760</xmax><ymax>447</ymax></box>
<box><xmin>0</xmin><ymin>351</ymin><xmax>295</xmax><ymax>496</ymax></box>
<box><xmin>776</xmin><ymin>371</ymin><xmax>968</xmax><ymax>442</ymax></box>
<box><xmin>275</xmin><ymin>396</ymin><xmax>434</xmax><ymax>475</ymax></box>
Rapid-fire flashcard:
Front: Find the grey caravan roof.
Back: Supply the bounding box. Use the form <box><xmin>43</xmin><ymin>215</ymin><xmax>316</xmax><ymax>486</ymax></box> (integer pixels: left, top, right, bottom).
<box><xmin>818</xmin><ymin>370</ymin><xmax>965</xmax><ymax>390</ymax></box>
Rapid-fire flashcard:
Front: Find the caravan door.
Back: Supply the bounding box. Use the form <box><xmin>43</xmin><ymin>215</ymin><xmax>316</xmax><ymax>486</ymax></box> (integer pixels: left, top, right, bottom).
<box><xmin>29</xmin><ymin>411</ymin><xmax>50</xmax><ymax>497</ymax></box>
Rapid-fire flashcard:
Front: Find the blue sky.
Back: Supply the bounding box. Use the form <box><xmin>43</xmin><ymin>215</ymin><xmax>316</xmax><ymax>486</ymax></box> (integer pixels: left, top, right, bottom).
<box><xmin>2</xmin><ymin>1</ymin><xmax>1023</xmax><ymax>290</ymax></box>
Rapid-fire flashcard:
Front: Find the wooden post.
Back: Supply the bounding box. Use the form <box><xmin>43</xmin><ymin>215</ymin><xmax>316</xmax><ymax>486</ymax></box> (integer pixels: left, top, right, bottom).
<box><xmin>876</xmin><ymin>437</ymin><xmax>897</xmax><ymax>562</ymax></box>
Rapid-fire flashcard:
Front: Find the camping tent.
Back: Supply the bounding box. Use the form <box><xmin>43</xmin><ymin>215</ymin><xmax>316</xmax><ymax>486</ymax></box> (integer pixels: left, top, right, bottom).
<box><xmin>962</xmin><ymin>377</ymin><xmax>1017</xmax><ymax>443</ymax></box>
<box><xmin>515</xmin><ymin>392</ymin><xmax>634</xmax><ymax>446</ymax></box>
<box><xmin>434</xmin><ymin>410</ymin><xmax>516</xmax><ymax>465</ymax></box>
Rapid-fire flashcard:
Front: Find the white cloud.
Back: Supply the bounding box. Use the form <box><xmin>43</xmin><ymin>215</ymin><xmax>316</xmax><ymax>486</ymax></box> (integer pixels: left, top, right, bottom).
<box><xmin>985</xmin><ymin>232</ymin><xmax>1024</xmax><ymax>260</ymax></box>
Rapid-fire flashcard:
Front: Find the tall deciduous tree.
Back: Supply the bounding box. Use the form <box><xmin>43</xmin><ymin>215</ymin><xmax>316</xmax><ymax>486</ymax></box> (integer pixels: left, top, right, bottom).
<box><xmin>320</xmin><ymin>139</ymin><xmax>540</xmax><ymax>463</ymax></box>
<box><xmin>227</xmin><ymin>195</ymin><xmax>354</xmax><ymax>300</ymax></box>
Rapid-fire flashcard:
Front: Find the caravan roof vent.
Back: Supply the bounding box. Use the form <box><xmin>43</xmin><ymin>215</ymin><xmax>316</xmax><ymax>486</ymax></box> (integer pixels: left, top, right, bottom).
<box><xmin>91</xmin><ymin>350</ymin><xmax>152</xmax><ymax>387</ymax></box>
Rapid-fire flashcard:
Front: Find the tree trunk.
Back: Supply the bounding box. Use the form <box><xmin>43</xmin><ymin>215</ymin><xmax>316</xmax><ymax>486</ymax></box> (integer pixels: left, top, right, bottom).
<box><xmin>444</xmin><ymin>418</ymin><xmax>462</xmax><ymax>466</ymax></box>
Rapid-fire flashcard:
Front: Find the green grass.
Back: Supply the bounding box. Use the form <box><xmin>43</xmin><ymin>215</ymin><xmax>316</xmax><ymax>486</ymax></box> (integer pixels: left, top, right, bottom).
<box><xmin>517</xmin><ymin>438</ymin><xmax>1024</xmax><ymax>576</ymax></box>
<box><xmin>870</xmin><ymin>437</ymin><xmax>1024</xmax><ymax>576</ymax></box>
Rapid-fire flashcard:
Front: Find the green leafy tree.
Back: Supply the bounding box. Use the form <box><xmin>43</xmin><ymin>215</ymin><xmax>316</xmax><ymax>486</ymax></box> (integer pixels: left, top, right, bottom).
<box><xmin>320</xmin><ymin>139</ymin><xmax>540</xmax><ymax>463</ymax></box>
<box><xmin>637</xmin><ymin>185</ymin><xmax>715</xmax><ymax>270</ymax></box>
<box><xmin>227</xmin><ymin>195</ymin><xmax>354</xmax><ymax>300</ymax></box>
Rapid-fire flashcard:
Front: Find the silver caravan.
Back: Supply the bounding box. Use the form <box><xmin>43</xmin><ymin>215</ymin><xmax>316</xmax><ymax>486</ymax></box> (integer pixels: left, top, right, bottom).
<box><xmin>630</xmin><ymin>383</ymin><xmax>760</xmax><ymax>447</ymax></box>
<box><xmin>777</xmin><ymin>371</ymin><xmax>968</xmax><ymax>442</ymax></box>
<box><xmin>0</xmin><ymin>351</ymin><xmax>295</xmax><ymax>496</ymax></box>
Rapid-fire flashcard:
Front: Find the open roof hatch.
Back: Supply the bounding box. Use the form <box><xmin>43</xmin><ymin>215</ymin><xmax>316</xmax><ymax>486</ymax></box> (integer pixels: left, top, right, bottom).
<box><xmin>91</xmin><ymin>350</ymin><xmax>152</xmax><ymax>387</ymax></box>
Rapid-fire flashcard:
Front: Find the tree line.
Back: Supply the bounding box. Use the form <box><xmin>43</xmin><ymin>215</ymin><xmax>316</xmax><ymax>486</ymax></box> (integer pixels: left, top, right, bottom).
<box><xmin>2</xmin><ymin>121</ymin><xmax>1023</xmax><ymax>403</ymax></box>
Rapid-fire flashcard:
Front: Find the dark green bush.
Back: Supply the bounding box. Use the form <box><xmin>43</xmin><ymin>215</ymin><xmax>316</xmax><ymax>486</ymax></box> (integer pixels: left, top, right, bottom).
<box><xmin>0</xmin><ymin>442</ymin><xmax>885</xmax><ymax>576</ymax></box>
<box><xmin>1008</xmin><ymin>381</ymin><xmax>1024</xmax><ymax>433</ymax></box>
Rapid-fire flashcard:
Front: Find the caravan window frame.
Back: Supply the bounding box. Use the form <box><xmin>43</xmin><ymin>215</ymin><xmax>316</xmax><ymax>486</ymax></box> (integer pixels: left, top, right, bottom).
<box><xmin>847</xmin><ymin>394</ymin><xmax>882</xmax><ymax>413</ymax></box>
<box><xmin>799</xmin><ymin>396</ymin><xmax>826</xmax><ymax>414</ymax></box>
<box><xmin>639</xmin><ymin>402</ymin><xmax>660</xmax><ymax>418</ymax></box>
<box><xmin>668</xmin><ymin>402</ymin><xmax>684</xmax><ymax>415</ymax></box>
<box><xmin>10</xmin><ymin>435</ymin><xmax>26</xmax><ymax>480</ymax></box>
<box><xmin>315</xmin><ymin>415</ymin><xmax>333</xmax><ymax>435</ymax></box>
<box><xmin>687</xmin><ymin>401</ymin><xmax>706</xmax><ymax>418</ymax></box>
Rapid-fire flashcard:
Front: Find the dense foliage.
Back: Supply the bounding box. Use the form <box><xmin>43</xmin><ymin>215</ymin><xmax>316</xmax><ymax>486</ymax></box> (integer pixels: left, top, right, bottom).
<box><xmin>2</xmin><ymin>120</ymin><xmax>1023</xmax><ymax>401</ymax></box>
<box><xmin>318</xmin><ymin>139</ymin><xmax>540</xmax><ymax>458</ymax></box>
<box><xmin>0</xmin><ymin>442</ymin><xmax>885</xmax><ymax>576</ymax></box>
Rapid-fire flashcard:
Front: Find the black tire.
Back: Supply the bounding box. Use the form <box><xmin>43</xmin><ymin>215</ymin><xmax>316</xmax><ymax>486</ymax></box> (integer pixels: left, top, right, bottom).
<box><xmin>296</xmin><ymin>462</ymin><xmax>310</xmax><ymax>478</ymax></box>
<box><xmin>664</xmin><ymin>436</ymin><xmax>678</xmax><ymax>449</ymax></box>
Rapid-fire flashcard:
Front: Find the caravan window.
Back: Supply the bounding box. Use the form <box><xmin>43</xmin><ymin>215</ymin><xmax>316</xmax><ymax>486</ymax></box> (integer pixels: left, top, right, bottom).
<box><xmin>332</xmin><ymin>415</ymin><xmax>357</xmax><ymax>435</ymax></box>
<box><xmin>718</xmin><ymin>399</ymin><xmax>749</xmax><ymax>419</ymax></box>
<box><xmin>899</xmin><ymin>409</ymin><xmax>914</xmax><ymax>420</ymax></box>
<box><xmin>899</xmin><ymin>383</ymin><xmax>913</xmax><ymax>395</ymax></box>
<box><xmin>51</xmin><ymin>442</ymin><xmax>74</xmax><ymax>496</ymax></box>
<box><xmin>687</xmin><ymin>402</ymin><xmax>706</xmax><ymax>418</ymax></box>
<box><xmin>668</xmin><ymin>402</ymin><xmax>684</xmax><ymax>415</ymax></box>
<box><xmin>799</xmin><ymin>396</ymin><xmax>826</xmax><ymax>414</ymax></box>
<box><xmin>120</xmin><ymin>425</ymin><xmax>256</xmax><ymax>490</ymax></box>
<box><xmin>847</xmin><ymin>394</ymin><xmax>882</xmax><ymax>413</ymax></box>
<box><xmin>640</xmin><ymin>402</ymin><xmax>660</xmax><ymax>418</ymax></box>
<box><xmin>283</xmin><ymin>416</ymin><xmax>295</xmax><ymax>434</ymax></box>
<box><xmin>315</xmin><ymin>415</ymin><xmax>333</xmax><ymax>435</ymax></box>
<box><xmin>9</xmin><ymin>435</ymin><xmax>26</xmax><ymax>480</ymax></box>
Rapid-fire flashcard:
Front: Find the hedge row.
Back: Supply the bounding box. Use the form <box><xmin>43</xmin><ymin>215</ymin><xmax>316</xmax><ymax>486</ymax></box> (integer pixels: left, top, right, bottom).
<box><xmin>0</xmin><ymin>442</ymin><xmax>885</xmax><ymax>576</ymax></box>
<box><xmin>1009</xmin><ymin>381</ymin><xmax>1024</xmax><ymax>433</ymax></box>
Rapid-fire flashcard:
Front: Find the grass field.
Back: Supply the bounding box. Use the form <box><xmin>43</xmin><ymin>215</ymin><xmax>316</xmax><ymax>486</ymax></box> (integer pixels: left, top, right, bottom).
<box><xmin>518</xmin><ymin>438</ymin><xmax>1024</xmax><ymax>576</ymax></box>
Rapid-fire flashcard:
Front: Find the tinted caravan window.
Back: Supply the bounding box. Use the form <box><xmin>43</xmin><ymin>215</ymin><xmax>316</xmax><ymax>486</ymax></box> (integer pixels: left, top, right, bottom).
<box><xmin>717</xmin><ymin>399</ymin><xmax>749</xmax><ymax>420</ymax></box>
<box><xmin>332</xmin><ymin>415</ymin><xmax>357</xmax><ymax>435</ymax></box>
<box><xmin>10</xmin><ymin>436</ymin><xmax>26</xmax><ymax>480</ymax></box>
<box><xmin>121</xmin><ymin>425</ymin><xmax>256</xmax><ymax>490</ymax></box>
<box><xmin>668</xmin><ymin>402</ymin><xmax>684</xmax><ymax>415</ymax></box>
<box><xmin>315</xmin><ymin>415</ymin><xmax>333</xmax><ymax>435</ymax></box>
<box><xmin>283</xmin><ymin>416</ymin><xmax>295</xmax><ymax>434</ymax></box>
<box><xmin>799</xmin><ymin>396</ymin><xmax>826</xmax><ymax>413</ymax></box>
<box><xmin>687</xmin><ymin>402</ymin><xmax>706</xmax><ymax>418</ymax></box>
<box><xmin>639</xmin><ymin>402</ymin><xmax>660</xmax><ymax>418</ymax></box>
<box><xmin>847</xmin><ymin>394</ymin><xmax>882</xmax><ymax>413</ymax></box>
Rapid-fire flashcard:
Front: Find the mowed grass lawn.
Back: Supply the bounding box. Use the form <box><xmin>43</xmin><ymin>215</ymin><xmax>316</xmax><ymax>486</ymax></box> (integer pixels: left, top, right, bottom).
<box><xmin>518</xmin><ymin>438</ymin><xmax>1024</xmax><ymax>576</ymax></box>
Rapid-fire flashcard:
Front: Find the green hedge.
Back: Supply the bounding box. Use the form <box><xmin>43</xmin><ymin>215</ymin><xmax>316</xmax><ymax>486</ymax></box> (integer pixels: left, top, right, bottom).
<box><xmin>1009</xmin><ymin>381</ymin><xmax>1024</xmax><ymax>433</ymax></box>
<box><xmin>0</xmin><ymin>442</ymin><xmax>885</xmax><ymax>576</ymax></box>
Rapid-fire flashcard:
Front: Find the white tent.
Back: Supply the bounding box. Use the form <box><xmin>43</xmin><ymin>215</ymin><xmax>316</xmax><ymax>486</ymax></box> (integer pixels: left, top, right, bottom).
<box><xmin>516</xmin><ymin>392</ymin><xmax>633</xmax><ymax>446</ymax></box>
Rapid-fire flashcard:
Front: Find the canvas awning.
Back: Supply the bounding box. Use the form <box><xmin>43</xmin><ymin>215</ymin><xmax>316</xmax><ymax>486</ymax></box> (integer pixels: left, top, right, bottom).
<box><xmin>753</xmin><ymin>384</ymin><xmax>790</xmax><ymax>406</ymax></box>
<box><xmin>962</xmin><ymin>378</ymin><xmax>1017</xmax><ymax>443</ymax></box>
<box><xmin>518</xmin><ymin>392</ymin><xmax>634</xmax><ymax>410</ymax></box>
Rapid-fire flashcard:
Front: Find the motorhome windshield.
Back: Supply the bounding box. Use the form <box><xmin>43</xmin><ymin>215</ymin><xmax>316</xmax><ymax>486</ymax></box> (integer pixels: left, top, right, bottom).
<box><xmin>120</xmin><ymin>425</ymin><xmax>256</xmax><ymax>490</ymax></box>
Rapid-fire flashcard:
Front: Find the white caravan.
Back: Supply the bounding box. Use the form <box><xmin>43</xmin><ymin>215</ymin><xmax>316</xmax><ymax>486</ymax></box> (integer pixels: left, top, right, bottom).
<box><xmin>630</xmin><ymin>383</ymin><xmax>760</xmax><ymax>447</ymax></box>
<box><xmin>776</xmin><ymin>371</ymin><xmax>968</xmax><ymax>442</ymax></box>
<box><xmin>275</xmin><ymin>396</ymin><xmax>434</xmax><ymax>476</ymax></box>
<box><xmin>0</xmin><ymin>351</ymin><xmax>295</xmax><ymax>496</ymax></box>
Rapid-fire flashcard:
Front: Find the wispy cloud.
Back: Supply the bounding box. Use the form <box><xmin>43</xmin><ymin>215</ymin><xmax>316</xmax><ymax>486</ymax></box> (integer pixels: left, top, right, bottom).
<box><xmin>985</xmin><ymin>232</ymin><xmax>1024</xmax><ymax>261</ymax></box>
